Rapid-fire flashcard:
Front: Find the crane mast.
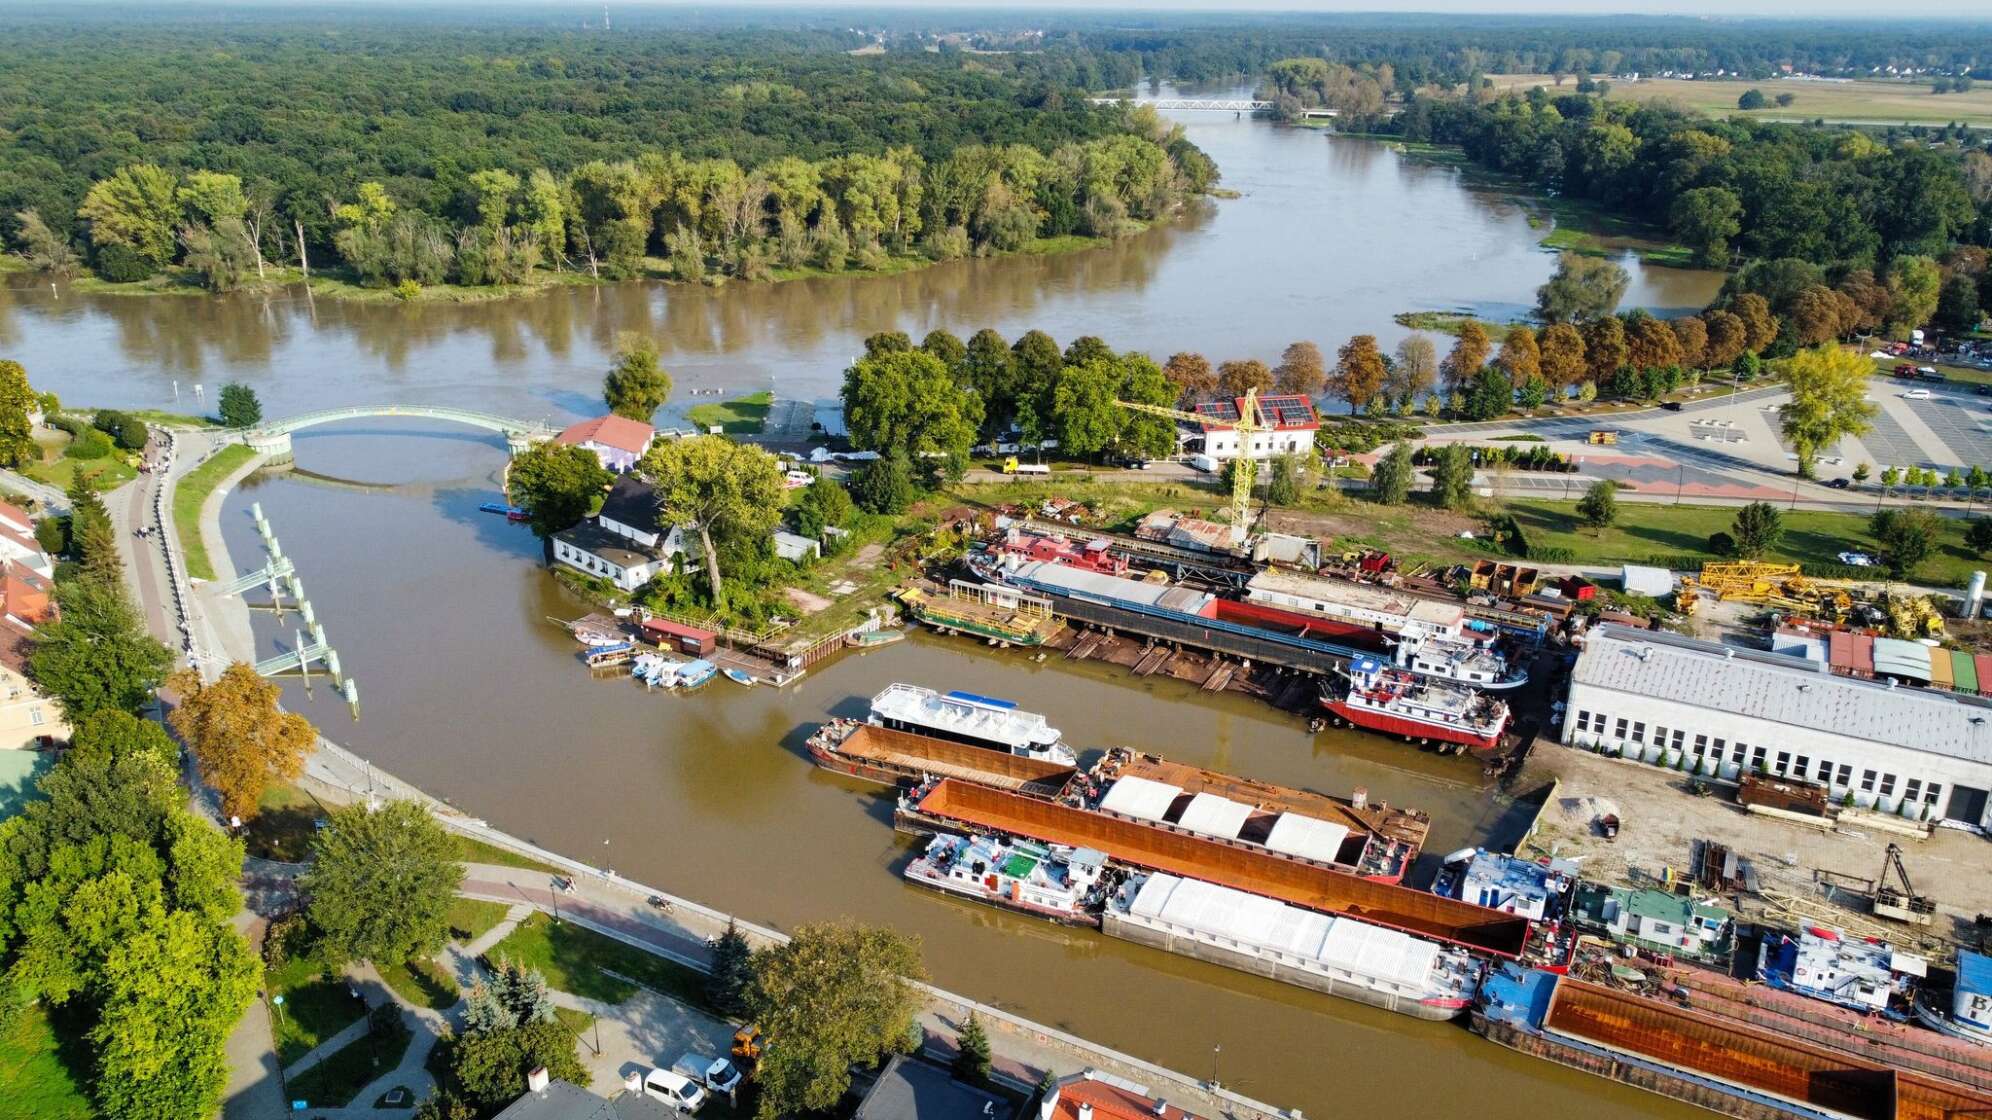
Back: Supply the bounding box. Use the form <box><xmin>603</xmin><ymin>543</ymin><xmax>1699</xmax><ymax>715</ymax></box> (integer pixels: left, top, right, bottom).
<box><xmin>1114</xmin><ymin>386</ymin><xmax>1263</xmax><ymax>547</ymax></box>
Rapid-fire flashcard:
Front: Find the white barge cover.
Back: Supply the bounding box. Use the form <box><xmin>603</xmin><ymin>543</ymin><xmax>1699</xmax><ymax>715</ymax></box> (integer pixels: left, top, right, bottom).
<box><xmin>1177</xmin><ymin>792</ymin><xmax>1254</xmax><ymax>840</ymax></box>
<box><xmin>1263</xmin><ymin>813</ymin><xmax>1353</xmax><ymax>864</ymax></box>
<box><xmin>869</xmin><ymin>683</ymin><xmax>1060</xmax><ymax>753</ymax></box>
<box><xmin>1127</xmin><ymin>873</ymin><xmax>1440</xmax><ymax>990</ymax></box>
<box><xmin>1099</xmin><ymin>776</ymin><xmax>1182</xmax><ymax>822</ymax></box>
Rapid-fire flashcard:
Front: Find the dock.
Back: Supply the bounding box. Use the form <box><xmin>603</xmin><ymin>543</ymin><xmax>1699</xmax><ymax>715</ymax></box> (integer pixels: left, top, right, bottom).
<box><xmin>910</xmin><ymin>778</ymin><xmax>1529</xmax><ymax>958</ymax></box>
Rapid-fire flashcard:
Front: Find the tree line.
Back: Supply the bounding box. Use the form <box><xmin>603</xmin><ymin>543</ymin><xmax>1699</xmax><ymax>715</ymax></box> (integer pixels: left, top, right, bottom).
<box><xmin>1393</xmin><ymin>86</ymin><xmax>1989</xmax><ymax>273</ymax></box>
<box><xmin>0</xmin><ymin>18</ymin><xmax>1214</xmax><ymax>293</ymax></box>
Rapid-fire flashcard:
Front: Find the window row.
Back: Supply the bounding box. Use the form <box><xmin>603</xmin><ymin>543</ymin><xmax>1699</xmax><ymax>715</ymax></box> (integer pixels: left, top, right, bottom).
<box><xmin>1568</xmin><ymin>708</ymin><xmax>1941</xmax><ymax>806</ymax></box>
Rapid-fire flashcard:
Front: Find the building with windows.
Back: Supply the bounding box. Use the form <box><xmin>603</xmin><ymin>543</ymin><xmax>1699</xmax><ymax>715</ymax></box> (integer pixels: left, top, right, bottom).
<box><xmin>1189</xmin><ymin>394</ymin><xmax>1319</xmax><ymax>463</ymax></box>
<box><xmin>554</xmin><ymin>414</ymin><xmax>656</xmax><ymax>473</ymax></box>
<box><xmin>0</xmin><ymin>616</ymin><xmax>67</xmax><ymax>750</ymax></box>
<box><xmin>550</xmin><ymin>477</ymin><xmax>691</xmax><ymax>593</ymax></box>
<box><xmin>1563</xmin><ymin>625</ymin><xmax>1992</xmax><ymax>830</ymax></box>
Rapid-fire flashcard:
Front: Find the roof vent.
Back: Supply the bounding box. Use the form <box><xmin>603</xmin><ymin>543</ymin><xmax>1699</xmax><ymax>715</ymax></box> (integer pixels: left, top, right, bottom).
<box><xmin>1079</xmin><ymin>1105</ymin><xmax>1094</xmax><ymax>1120</ymax></box>
<box><xmin>1798</xmin><ymin>683</ymin><xmax>1812</xmax><ymax>692</ymax></box>
<box><xmin>1724</xmin><ymin>648</ymin><xmax>1735</xmax><ymax>660</ymax></box>
<box><xmin>1972</xmin><ymin>716</ymin><xmax>1987</xmax><ymax>726</ymax></box>
<box><xmin>526</xmin><ymin>1066</ymin><xmax>550</xmax><ymax>1094</ymax></box>
<box><xmin>1154</xmin><ymin>1100</ymin><xmax>1169</xmax><ymax>1117</ymax></box>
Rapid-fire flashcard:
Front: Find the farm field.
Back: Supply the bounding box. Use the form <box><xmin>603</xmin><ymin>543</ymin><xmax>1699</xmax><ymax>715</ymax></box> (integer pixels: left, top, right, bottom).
<box><xmin>1485</xmin><ymin>74</ymin><xmax>1992</xmax><ymax>126</ymax></box>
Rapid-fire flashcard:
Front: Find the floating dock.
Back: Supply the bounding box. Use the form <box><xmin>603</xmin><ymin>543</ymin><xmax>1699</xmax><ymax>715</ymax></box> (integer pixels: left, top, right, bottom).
<box><xmin>909</xmin><ymin>778</ymin><xmax>1528</xmax><ymax>958</ymax></box>
<box><xmin>808</xmin><ymin>721</ymin><xmax>1075</xmax><ymax>797</ymax></box>
<box><xmin>1476</xmin><ymin>967</ymin><xmax>1992</xmax><ymax>1120</ymax></box>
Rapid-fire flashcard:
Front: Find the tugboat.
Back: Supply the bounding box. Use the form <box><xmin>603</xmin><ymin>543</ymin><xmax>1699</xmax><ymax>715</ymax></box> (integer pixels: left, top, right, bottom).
<box><xmin>903</xmin><ymin>831</ymin><xmax>1109</xmax><ymax>926</ymax></box>
<box><xmin>1321</xmin><ymin>656</ymin><xmax>1509</xmax><ymax>751</ymax></box>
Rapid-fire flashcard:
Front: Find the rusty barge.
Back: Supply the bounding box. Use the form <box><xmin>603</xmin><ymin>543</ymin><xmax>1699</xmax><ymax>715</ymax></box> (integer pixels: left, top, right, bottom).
<box><xmin>1475</xmin><ymin>966</ymin><xmax>1992</xmax><ymax>1120</ymax></box>
<box><xmin>807</xmin><ymin>720</ymin><xmax>1075</xmax><ymax>796</ymax></box>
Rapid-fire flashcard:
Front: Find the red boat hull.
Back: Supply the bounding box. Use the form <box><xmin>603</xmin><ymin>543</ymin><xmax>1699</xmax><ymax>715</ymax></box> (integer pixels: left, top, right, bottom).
<box><xmin>1322</xmin><ymin>698</ymin><xmax>1502</xmax><ymax>750</ymax></box>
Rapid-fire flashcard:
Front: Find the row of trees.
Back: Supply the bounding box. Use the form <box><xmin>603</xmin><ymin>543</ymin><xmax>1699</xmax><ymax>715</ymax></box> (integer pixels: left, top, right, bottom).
<box><xmin>1398</xmin><ymin>86</ymin><xmax>1988</xmax><ymax>272</ymax></box>
<box><xmin>1721</xmin><ymin>252</ymin><xmax>1992</xmax><ymax>346</ymax></box>
<box><xmin>26</xmin><ymin>120</ymin><xmax>1214</xmax><ymax>293</ymax></box>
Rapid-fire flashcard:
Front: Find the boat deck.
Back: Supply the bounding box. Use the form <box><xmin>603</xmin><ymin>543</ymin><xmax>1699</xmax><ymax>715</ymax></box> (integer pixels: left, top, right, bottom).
<box><xmin>913</xmin><ymin>778</ymin><xmax>1527</xmax><ymax>958</ymax></box>
<box><xmin>1095</xmin><ymin>752</ymin><xmax>1430</xmax><ymax>851</ymax></box>
<box><xmin>817</xmin><ymin>723</ymin><xmax>1074</xmax><ymax>795</ymax></box>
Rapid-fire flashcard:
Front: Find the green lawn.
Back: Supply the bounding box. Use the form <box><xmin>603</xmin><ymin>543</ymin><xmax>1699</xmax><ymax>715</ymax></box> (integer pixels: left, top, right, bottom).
<box><xmin>242</xmin><ymin>782</ymin><xmax>326</xmax><ymax>863</ymax></box>
<box><xmin>446</xmin><ymin>897</ymin><xmax>514</xmax><ymax>943</ymax></box>
<box><xmin>488</xmin><ymin>912</ymin><xmax>710</xmax><ymax>1008</ymax></box>
<box><xmin>21</xmin><ymin>434</ymin><xmax>137</xmax><ymax>494</ymax></box>
<box><xmin>265</xmin><ymin>952</ymin><xmax>368</xmax><ymax>1065</ymax></box>
<box><xmin>285</xmin><ymin>1017</ymin><xmax>412</xmax><ymax>1110</ymax></box>
<box><xmin>376</xmin><ymin>956</ymin><xmax>460</xmax><ymax>1012</ymax></box>
<box><xmin>0</xmin><ymin>1006</ymin><xmax>93</xmax><ymax>1120</ymax></box>
<box><xmin>1504</xmin><ymin>499</ymin><xmax>1986</xmax><ymax>586</ymax></box>
<box><xmin>173</xmin><ymin>442</ymin><xmax>257</xmax><ymax>581</ymax></box>
<box><xmin>686</xmin><ymin>391</ymin><xmax>774</xmax><ymax>435</ymax></box>
<box><xmin>450</xmin><ymin>832</ymin><xmax>556</xmax><ymax>874</ymax></box>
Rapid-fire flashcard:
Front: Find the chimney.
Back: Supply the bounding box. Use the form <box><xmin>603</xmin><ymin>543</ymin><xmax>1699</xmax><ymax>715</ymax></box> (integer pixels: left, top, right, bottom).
<box><xmin>1350</xmin><ymin>787</ymin><xmax>1368</xmax><ymax>810</ymax></box>
<box><xmin>1153</xmin><ymin>1100</ymin><xmax>1168</xmax><ymax>1117</ymax></box>
<box><xmin>527</xmin><ymin>1067</ymin><xmax>550</xmax><ymax>1094</ymax></box>
<box><xmin>1079</xmin><ymin>1105</ymin><xmax>1094</xmax><ymax>1120</ymax></box>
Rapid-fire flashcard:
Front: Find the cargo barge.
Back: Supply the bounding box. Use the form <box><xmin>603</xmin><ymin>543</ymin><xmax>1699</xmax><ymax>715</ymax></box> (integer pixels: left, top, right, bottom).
<box><xmin>1065</xmin><ymin>749</ymin><xmax>1428</xmax><ymax>883</ymax></box>
<box><xmin>899</xmin><ymin>579</ymin><xmax>1066</xmax><ymax>647</ymax></box>
<box><xmin>1474</xmin><ymin>965</ymin><xmax>1992</xmax><ymax>1120</ymax></box>
<box><xmin>1105</xmin><ymin>871</ymin><xmax>1482</xmax><ymax>1020</ymax></box>
<box><xmin>807</xmin><ymin>720</ymin><xmax>1075</xmax><ymax>797</ymax></box>
<box><xmin>904</xmin><ymin>778</ymin><xmax>1529</xmax><ymax>959</ymax></box>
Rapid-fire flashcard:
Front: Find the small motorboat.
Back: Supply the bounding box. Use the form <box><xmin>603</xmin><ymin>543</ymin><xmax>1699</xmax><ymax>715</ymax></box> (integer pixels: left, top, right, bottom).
<box><xmin>722</xmin><ymin>667</ymin><xmax>756</xmax><ymax>687</ymax></box>
<box><xmin>479</xmin><ymin>500</ymin><xmax>528</xmax><ymax>519</ymax></box>
<box><xmin>677</xmin><ymin>659</ymin><xmax>718</xmax><ymax>690</ymax></box>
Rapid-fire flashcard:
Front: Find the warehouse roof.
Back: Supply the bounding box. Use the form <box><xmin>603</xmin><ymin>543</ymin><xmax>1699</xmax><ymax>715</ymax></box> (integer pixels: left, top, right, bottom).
<box><xmin>1574</xmin><ymin>625</ymin><xmax>1992</xmax><ymax>766</ymax></box>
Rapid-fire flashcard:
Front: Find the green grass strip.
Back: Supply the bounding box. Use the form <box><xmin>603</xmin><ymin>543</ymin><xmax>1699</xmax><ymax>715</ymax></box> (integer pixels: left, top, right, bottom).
<box><xmin>172</xmin><ymin>442</ymin><xmax>256</xmax><ymax>581</ymax></box>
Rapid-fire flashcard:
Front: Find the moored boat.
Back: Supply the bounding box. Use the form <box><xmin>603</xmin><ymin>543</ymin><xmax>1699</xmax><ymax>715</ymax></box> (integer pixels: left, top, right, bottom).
<box><xmin>1321</xmin><ymin>656</ymin><xmax>1509</xmax><ymax>751</ymax></box>
<box><xmin>676</xmin><ymin>659</ymin><xmax>718</xmax><ymax>689</ymax></box>
<box><xmin>904</xmin><ymin>831</ymin><xmax>1107</xmax><ymax>927</ymax></box>
<box><xmin>807</xmin><ymin>720</ymin><xmax>1075</xmax><ymax>798</ymax></box>
<box><xmin>722</xmin><ymin>667</ymin><xmax>755</xmax><ymax>686</ymax></box>
<box><xmin>869</xmin><ymin>683</ymin><xmax>1077</xmax><ymax>765</ymax></box>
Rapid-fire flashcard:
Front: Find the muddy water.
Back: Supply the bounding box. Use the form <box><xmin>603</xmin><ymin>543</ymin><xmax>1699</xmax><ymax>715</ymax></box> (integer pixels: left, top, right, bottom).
<box><xmin>218</xmin><ymin>430</ymin><xmax>1693</xmax><ymax>1119</ymax></box>
<box><xmin>2</xmin><ymin>115</ymin><xmax>1719</xmax><ymax>419</ymax></box>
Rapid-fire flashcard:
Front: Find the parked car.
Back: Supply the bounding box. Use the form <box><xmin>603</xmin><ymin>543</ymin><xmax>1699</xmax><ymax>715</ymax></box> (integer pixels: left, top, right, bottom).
<box><xmin>643</xmin><ymin>1068</ymin><xmax>707</xmax><ymax>1114</ymax></box>
<box><xmin>1825</xmin><ymin>478</ymin><xmax>1850</xmax><ymax>489</ymax></box>
<box><xmin>1660</xmin><ymin>401</ymin><xmax>1683</xmax><ymax>411</ymax></box>
<box><xmin>1904</xmin><ymin>388</ymin><xmax>1933</xmax><ymax>400</ymax></box>
<box><xmin>1838</xmin><ymin>551</ymin><xmax>1876</xmax><ymax>567</ymax></box>
<box><xmin>673</xmin><ymin>1053</ymin><xmax>743</xmax><ymax>1096</ymax></box>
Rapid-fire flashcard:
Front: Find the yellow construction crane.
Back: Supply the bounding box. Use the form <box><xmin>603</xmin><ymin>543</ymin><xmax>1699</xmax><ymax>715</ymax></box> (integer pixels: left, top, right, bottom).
<box><xmin>1115</xmin><ymin>386</ymin><xmax>1264</xmax><ymax>546</ymax></box>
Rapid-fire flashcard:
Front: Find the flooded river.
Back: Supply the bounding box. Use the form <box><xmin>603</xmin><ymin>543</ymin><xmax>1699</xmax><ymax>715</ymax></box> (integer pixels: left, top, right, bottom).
<box><xmin>10</xmin><ymin>111</ymin><xmax>1716</xmax><ymax>1116</ymax></box>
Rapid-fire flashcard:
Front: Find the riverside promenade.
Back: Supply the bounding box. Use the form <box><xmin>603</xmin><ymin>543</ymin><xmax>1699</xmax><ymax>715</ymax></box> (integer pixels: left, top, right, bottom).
<box><xmin>142</xmin><ymin>426</ymin><xmax>1297</xmax><ymax>1120</ymax></box>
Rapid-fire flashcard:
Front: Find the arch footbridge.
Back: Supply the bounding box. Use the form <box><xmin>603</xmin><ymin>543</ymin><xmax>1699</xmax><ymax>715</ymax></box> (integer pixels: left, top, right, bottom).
<box><xmin>241</xmin><ymin>405</ymin><xmax>559</xmax><ymax>459</ymax></box>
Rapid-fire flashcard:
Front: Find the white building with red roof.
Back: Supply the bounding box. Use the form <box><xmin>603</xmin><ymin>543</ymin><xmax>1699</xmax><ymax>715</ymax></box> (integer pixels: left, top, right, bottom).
<box><xmin>1189</xmin><ymin>394</ymin><xmax>1319</xmax><ymax>463</ymax></box>
<box><xmin>554</xmin><ymin>414</ymin><xmax>656</xmax><ymax>473</ymax></box>
<box><xmin>1039</xmin><ymin>1071</ymin><xmax>1208</xmax><ymax>1120</ymax></box>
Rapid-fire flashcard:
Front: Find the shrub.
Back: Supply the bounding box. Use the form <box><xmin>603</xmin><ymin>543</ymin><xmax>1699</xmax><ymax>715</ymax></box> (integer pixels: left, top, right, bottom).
<box><xmin>92</xmin><ymin>242</ymin><xmax>157</xmax><ymax>282</ymax></box>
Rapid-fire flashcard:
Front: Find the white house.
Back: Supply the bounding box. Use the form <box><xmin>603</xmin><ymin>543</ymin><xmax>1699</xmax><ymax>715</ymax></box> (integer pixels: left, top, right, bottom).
<box><xmin>0</xmin><ymin>517</ymin><xmax>52</xmax><ymax>581</ymax></box>
<box><xmin>550</xmin><ymin>477</ymin><xmax>691</xmax><ymax>593</ymax></box>
<box><xmin>1190</xmin><ymin>394</ymin><xmax>1320</xmax><ymax>463</ymax></box>
<box><xmin>1565</xmin><ymin>624</ymin><xmax>1992</xmax><ymax>829</ymax></box>
<box><xmin>554</xmin><ymin>415</ymin><xmax>656</xmax><ymax>473</ymax></box>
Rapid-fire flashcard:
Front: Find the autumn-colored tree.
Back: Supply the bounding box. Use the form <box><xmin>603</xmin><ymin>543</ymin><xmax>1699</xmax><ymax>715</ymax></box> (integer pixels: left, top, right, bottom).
<box><xmin>1273</xmin><ymin>341</ymin><xmax>1326</xmax><ymax>396</ymax></box>
<box><xmin>1730</xmin><ymin>293</ymin><xmax>1779</xmax><ymax>354</ymax></box>
<box><xmin>1439</xmin><ymin>321</ymin><xmax>1491</xmax><ymax>391</ymax></box>
<box><xmin>1702</xmin><ymin>310</ymin><xmax>1747</xmax><ymax>369</ymax></box>
<box><xmin>1581</xmin><ymin>316</ymin><xmax>1629</xmax><ymax>382</ymax></box>
<box><xmin>1389</xmin><ymin>334</ymin><xmax>1438</xmax><ymax>403</ymax></box>
<box><xmin>1216</xmin><ymin>358</ymin><xmax>1273</xmax><ymax>398</ymax></box>
<box><xmin>1494</xmin><ymin>325</ymin><xmax>1540</xmax><ymax>387</ymax></box>
<box><xmin>1669</xmin><ymin>316</ymin><xmax>1708</xmax><ymax>369</ymax></box>
<box><xmin>1163</xmin><ymin>352</ymin><xmax>1216</xmax><ymax>402</ymax></box>
<box><xmin>1332</xmin><ymin>335</ymin><xmax>1387</xmax><ymax>414</ymax></box>
<box><xmin>1836</xmin><ymin>269</ymin><xmax>1890</xmax><ymax>336</ymax></box>
<box><xmin>1788</xmin><ymin>285</ymin><xmax>1846</xmax><ymax>347</ymax></box>
<box><xmin>1537</xmin><ymin>323</ymin><xmax>1587</xmax><ymax>388</ymax></box>
<box><xmin>167</xmin><ymin>663</ymin><xmax>317</xmax><ymax>821</ymax></box>
<box><xmin>1625</xmin><ymin>316</ymin><xmax>1681</xmax><ymax>371</ymax></box>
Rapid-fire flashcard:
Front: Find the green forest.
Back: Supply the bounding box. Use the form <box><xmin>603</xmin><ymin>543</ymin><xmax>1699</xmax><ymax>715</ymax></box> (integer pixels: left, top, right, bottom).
<box><xmin>0</xmin><ymin>14</ymin><xmax>1214</xmax><ymax>294</ymax></box>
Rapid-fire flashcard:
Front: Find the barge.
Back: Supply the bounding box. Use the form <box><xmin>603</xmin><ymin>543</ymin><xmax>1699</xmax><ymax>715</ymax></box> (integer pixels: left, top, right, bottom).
<box><xmin>1066</xmin><ymin>749</ymin><xmax>1428</xmax><ymax>883</ymax></box>
<box><xmin>869</xmin><ymin>683</ymin><xmax>1077</xmax><ymax>765</ymax></box>
<box><xmin>1322</xmin><ymin>656</ymin><xmax>1510</xmax><ymax>752</ymax></box>
<box><xmin>899</xmin><ymin>579</ymin><xmax>1065</xmax><ymax>647</ymax></box>
<box><xmin>1474</xmin><ymin>965</ymin><xmax>1992</xmax><ymax>1120</ymax></box>
<box><xmin>807</xmin><ymin>720</ymin><xmax>1074</xmax><ymax>798</ymax></box>
<box><xmin>1105</xmin><ymin>871</ymin><xmax>1481</xmax><ymax>1020</ymax></box>
<box><xmin>904</xmin><ymin>831</ymin><xmax>1108</xmax><ymax>927</ymax></box>
<box><xmin>904</xmin><ymin>778</ymin><xmax>1529</xmax><ymax>959</ymax></box>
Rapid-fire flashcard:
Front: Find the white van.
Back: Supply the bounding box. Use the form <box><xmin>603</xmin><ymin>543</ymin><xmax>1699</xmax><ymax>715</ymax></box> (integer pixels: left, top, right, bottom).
<box><xmin>643</xmin><ymin>1067</ymin><xmax>707</xmax><ymax>1114</ymax></box>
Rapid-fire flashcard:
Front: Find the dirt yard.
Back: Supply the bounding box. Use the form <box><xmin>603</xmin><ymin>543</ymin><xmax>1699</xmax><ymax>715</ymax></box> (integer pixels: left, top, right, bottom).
<box><xmin>1520</xmin><ymin>743</ymin><xmax>1992</xmax><ymax>949</ymax></box>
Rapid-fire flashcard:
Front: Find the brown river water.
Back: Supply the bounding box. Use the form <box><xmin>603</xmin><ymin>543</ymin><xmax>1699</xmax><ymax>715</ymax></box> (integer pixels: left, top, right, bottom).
<box><xmin>9</xmin><ymin>114</ymin><xmax>1716</xmax><ymax>1117</ymax></box>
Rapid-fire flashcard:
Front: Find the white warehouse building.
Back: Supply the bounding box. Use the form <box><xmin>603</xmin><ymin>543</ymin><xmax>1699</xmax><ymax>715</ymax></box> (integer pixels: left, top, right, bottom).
<box><xmin>1563</xmin><ymin>625</ymin><xmax>1992</xmax><ymax>830</ymax></box>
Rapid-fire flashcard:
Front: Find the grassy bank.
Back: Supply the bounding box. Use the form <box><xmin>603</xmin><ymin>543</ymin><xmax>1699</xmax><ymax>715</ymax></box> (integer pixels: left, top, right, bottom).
<box><xmin>686</xmin><ymin>391</ymin><xmax>774</xmax><ymax>435</ymax></box>
<box><xmin>172</xmin><ymin>443</ymin><xmax>257</xmax><ymax>581</ymax></box>
<box><xmin>488</xmin><ymin>912</ymin><xmax>710</xmax><ymax>1009</ymax></box>
<box><xmin>1486</xmin><ymin>73</ymin><xmax>1992</xmax><ymax>128</ymax></box>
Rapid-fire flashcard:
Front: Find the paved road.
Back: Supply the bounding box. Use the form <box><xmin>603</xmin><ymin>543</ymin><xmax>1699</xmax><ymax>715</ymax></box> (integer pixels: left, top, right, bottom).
<box><xmin>0</xmin><ymin>466</ymin><xmax>69</xmax><ymax>513</ymax></box>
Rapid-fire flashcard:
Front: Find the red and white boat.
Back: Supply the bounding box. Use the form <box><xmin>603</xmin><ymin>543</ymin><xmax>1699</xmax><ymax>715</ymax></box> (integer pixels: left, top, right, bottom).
<box><xmin>1321</xmin><ymin>656</ymin><xmax>1509</xmax><ymax>751</ymax></box>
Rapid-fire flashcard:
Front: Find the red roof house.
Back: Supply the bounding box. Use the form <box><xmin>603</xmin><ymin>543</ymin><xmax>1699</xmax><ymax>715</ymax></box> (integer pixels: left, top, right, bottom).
<box><xmin>554</xmin><ymin>415</ymin><xmax>656</xmax><ymax>472</ymax></box>
<box><xmin>1188</xmin><ymin>394</ymin><xmax>1319</xmax><ymax>462</ymax></box>
<box><xmin>1039</xmin><ymin>1072</ymin><xmax>1207</xmax><ymax>1120</ymax></box>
